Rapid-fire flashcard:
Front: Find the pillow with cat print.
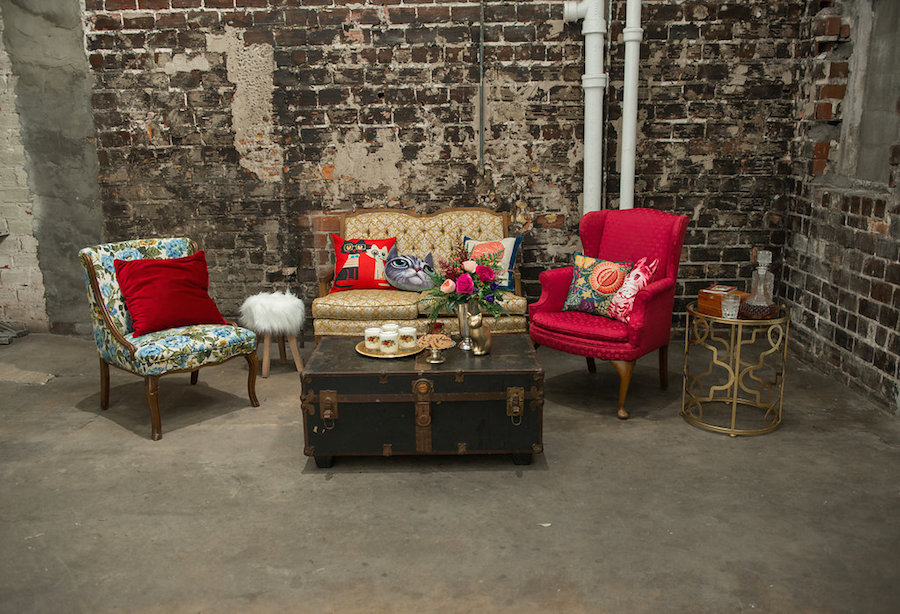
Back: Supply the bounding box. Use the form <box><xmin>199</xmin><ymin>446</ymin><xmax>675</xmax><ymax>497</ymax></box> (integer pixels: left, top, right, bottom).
<box><xmin>384</xmin><ymin>246</ymin><xmax>436</xmax><ymax>292</ymax></box>
<box><xmin>329</xmin><ymin>234</ymin><xmax>397</xmax><ymax>293</ymax></box>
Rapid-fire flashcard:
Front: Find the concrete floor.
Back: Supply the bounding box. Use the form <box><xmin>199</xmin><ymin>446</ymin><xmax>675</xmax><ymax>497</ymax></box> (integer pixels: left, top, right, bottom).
<box><xmin>1</xmin><ymin>333</ymin><xmax>898</xmax><ymax>613</ymax></box>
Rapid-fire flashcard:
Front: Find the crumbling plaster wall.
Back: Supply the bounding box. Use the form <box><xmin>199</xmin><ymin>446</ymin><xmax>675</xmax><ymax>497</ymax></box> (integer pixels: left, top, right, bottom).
<box><xmin>785</xmin><ymin>0</ymin><xmax>900</xmax><ymax>413</ymax></box>
<box><xmin>0</xmin><ymin>0</ymin><xmax>101</xmax><ymax>335</ymax></box>
<box><xmin>84</xmin><ymin>1</ymin><xmax>584</xmax><ymax>316</ymax></box>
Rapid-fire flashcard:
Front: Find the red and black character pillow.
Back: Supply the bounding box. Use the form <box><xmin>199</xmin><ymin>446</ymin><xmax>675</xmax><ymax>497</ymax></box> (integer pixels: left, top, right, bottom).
<box><xmin>330</xmin><ymin>234</ymin><xmax>398</xmax><ymax>293</ymax></box>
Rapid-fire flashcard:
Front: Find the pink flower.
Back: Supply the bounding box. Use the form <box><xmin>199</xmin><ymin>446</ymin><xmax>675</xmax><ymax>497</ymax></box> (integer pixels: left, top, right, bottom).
<box><xmin>455</xmin><ymin>273</ymin><xmax>475</xmax><ymax>294</ymax></box>
<box><xmin>475</xmin><ymin>265</ymin><xmax>495</xmax><ymax>282</ymax></box>
<box><xmin>462</xmin><ymin>260</ymin><xmax>477</xmax><ymax>273</ymax></box>
<box><xmin>440</xmin><ymin>279</ymin><xmax>456</xmax><ymax>293</ymax></box>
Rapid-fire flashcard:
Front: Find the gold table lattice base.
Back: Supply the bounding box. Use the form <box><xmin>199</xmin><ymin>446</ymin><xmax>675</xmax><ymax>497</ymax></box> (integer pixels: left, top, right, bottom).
<box><xmin>681</xmin><ymin>303</ymin><xmax>789</xmax><ymax>437</ymax></box>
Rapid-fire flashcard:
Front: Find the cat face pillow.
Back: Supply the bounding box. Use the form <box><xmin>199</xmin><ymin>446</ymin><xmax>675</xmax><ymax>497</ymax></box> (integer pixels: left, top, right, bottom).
<box><xmin>384</xmin><ymin>246</ymin><xmax>436</xmax><ymax>291</ymax></box>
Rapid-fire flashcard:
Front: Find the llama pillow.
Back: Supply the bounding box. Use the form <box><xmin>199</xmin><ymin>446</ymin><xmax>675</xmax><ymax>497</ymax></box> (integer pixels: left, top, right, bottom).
<box><xmin>562</xmin><ymin>254</ymin><xmax>633</xmax><ymax>317</ymax></box>
<box><xmin>607</xmin><ymin>257</ymin><xmax>659</xmax><ymax>323</ymax></box>
<box><xmin>330</xmin><ymin>234</ymin><xmax>397</xmax><ymax>293</ymax></box>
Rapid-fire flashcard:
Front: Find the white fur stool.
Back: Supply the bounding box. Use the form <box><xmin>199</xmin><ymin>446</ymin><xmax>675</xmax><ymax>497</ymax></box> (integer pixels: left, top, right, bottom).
<box><xmin>239</xmin><ymin>291</ymin><xmax>306</xmax><ymax>378</ymax></box>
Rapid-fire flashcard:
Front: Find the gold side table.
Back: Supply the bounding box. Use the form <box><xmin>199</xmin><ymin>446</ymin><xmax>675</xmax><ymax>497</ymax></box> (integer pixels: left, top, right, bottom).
<box><xmin>681</xmin><ymin>303</ymin><xmax>789</xmax><ymax>436</ymax></box>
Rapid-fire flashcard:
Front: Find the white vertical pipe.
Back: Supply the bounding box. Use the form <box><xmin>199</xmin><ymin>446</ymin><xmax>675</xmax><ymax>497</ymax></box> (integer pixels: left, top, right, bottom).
<box><xmin>564</xmin><ymin>0</ymin><xmax>608</xmax><ymax>215</ymax></box>
<box><xmin>619</xmin><ymin>0</ymin><xmax>642</xmax><ymax>210</ymax></box>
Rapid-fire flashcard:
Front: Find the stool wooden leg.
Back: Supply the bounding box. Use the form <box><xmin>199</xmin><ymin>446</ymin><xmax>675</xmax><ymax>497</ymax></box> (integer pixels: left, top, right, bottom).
<box><xmin>278</xmin><ymin>335</ymin><xmax>287</xmax><ymax>363</ymax></box>
<box><xmin>262</xmin><ymin>333</ymin><xmax>272</xmax><ymax>378</ymax></box>
<box><xmin>287</xmin><ymin>335</ymin><xmax>303</xmax><ymax>373</ymax></box>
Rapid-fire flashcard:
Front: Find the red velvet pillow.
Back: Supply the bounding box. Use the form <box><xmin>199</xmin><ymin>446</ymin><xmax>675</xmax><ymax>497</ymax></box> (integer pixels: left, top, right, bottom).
<box><xmin>114</xmin><ymin>251</ymin><xmax>227</xmax><ymax>337</ymax></box>
<box><xmin>329</xmin><ymin>234</ymin><xmax>398</xmax><ymax>293</ymax></box>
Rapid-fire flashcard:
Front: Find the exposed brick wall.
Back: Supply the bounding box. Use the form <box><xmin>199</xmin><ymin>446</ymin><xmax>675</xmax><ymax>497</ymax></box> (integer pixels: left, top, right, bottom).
<box><xmin>83</xmin><ymin>0</ymin><xmax>584</xmax><ymax>315</ymax></box>
<box><xmin>606</xmin><ymin>0</ymin><xmax>803</xmax><ymax>315</ymax></box>
<box><xmin>785</xmin><ymin>0</ymin><xmax>900</xmax><ymax>413</ymax></box>
<box><xmin>0</xmin><ymin>12</ymin><xmax>49</xmax><ymax>332</ymax></box>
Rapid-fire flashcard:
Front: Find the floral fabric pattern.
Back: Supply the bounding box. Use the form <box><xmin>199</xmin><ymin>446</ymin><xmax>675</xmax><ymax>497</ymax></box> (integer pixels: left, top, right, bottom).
<box><xmin>563</xmin><ymin>254</ymin><xmax>634</xmax><ymax>318</ymax></box>
<box><xmin>80</xmin><ymin>238</ymin><xmax>257</xmax><ymax>376</ymax></box>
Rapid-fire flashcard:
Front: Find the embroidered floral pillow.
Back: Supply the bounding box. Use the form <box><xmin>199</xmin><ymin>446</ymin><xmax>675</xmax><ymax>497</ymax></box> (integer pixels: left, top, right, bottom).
<box><xmin>607</xmin><ymin>257</ymin><xmax>659</xmax><ymax>323</ymax></box>
<box><xmin>330</xmin><ymin>234</ymin><xmax>397</xmax><ymax>293</ymax></box>
<box><xmin>563</xmin><ymin>254</ymin><xmax>633</xmax><ymax>317</ymax></box>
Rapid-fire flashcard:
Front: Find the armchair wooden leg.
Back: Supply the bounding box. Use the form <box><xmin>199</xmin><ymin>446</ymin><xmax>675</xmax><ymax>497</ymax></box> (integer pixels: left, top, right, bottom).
<box><xmin>190</xmin><ymin>370</ymin><xmax>199</xmax><ymax>385</ymax></box>
<box><xmin>610</xmin><ymin>360</ymin><xmax>635</xmax><ymax>420</ymax></box>
<box><xmin>244</xmin><ymin>352</ymin><xmax>260</xmax><ymax>407</ymax></box>
<box><xmin>287</xmin><ymin>335</ymin><xmax>304</xmax><ymax>373</ymax></box>
<box><xmin>144</xmin><ymin>375</ymin><xmax>162</xmax><ymax>441</ymax></box>
<box><xmin>99</xmin><ymin>357</ymin><xmax>110</xmax><ymax>410</ymax></box>
<box><xmin>659</xmin><ymin>344</ymin><xmax>668</xmax><ymax>390</ymax></box>
<box><xmin>586</xmin><ymin>357</ymin><xmax>597</xmax><ymax>374</ymax></box>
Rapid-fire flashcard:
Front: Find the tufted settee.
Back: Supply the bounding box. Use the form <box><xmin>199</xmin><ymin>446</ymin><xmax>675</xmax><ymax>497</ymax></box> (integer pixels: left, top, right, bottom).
<box><xmin>312</xmin><ymin>208</ymin><xmax>528</xmax><ymax>339</ymax></box>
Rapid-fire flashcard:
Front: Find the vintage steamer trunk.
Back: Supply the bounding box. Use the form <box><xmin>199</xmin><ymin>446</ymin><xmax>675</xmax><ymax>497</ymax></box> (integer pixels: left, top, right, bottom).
<box><xmin>301</xmin><ymin>335</ymin><xmax>543</xmax><ymax>468</ymax></box>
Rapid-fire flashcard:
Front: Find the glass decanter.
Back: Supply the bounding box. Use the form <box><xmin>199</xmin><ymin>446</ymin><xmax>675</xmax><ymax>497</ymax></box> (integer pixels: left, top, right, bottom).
<box><xmin>740</xmin><ymin>249</ymin><xmax>776</xmax><ymax>319</ymax></box>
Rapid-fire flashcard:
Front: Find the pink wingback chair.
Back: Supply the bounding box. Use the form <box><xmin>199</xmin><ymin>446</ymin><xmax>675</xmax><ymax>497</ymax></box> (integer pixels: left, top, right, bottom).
<box><xmin>529</xmin><ymin>208</ymin><xmax>689</xmax><ymax>419</ymax></box>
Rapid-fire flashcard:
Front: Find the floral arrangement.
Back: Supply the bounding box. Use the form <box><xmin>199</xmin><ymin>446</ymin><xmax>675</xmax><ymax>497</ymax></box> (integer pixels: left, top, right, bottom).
<box><xmin>421</xmin><ymin>238</ymin><xmax>510</xmax><ymax>322</ymax></box>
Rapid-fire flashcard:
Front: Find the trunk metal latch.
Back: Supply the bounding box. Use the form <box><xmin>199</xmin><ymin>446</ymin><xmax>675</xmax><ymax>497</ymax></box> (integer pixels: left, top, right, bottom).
<box><xmin>413</xmin><ymin>378</ymin><xmax>434</xmax><ymax>452</ymax></box>
<box><xmin>507</xmin><ymin>387</ymin><xmax>525</xmax><ymax>426</ymax></box>
<box><xmin>320</xmin><ymin>390</ymin><xmax>338</xmax><ymax>430</ymax></box>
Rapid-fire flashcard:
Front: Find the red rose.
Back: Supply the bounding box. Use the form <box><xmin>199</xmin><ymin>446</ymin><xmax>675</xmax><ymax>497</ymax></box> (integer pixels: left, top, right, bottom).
<box><xmin>475</xmin><ymin>265</ymin><xmax>495</xmax><ymax>283</ymax></box>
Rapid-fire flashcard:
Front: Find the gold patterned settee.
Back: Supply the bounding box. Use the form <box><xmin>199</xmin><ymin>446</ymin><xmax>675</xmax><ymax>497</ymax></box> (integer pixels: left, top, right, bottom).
<box><xmin>312</xmin><ymin>208</ymin><xmax>528</xmax><ymax>338</ymax></box>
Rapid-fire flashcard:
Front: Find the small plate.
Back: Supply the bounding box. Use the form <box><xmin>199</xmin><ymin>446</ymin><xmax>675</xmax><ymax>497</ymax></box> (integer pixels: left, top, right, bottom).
<box><xmin>355</xmin><ymin>341</ymin><xmax>424</xmax><ymax>359</ymax></box>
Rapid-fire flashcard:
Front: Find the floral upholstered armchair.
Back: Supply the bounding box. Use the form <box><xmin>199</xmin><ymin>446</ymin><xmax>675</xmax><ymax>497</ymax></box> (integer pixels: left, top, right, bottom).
<box><xmin>79</xmin><ymin>238</ymin><xmax>259</xmax><ymax>440</ymax></box>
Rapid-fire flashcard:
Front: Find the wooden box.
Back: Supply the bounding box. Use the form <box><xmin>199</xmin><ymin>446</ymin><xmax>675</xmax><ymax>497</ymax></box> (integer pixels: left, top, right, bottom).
<box><xmin>301</xmin><ymin>335</ymin><xmax>543</xmax><ymax>468</ymax></box>
<box><xmin>697</xmin><ymin>285</ymin><xmax>749</xmax><ymax>317</ymax></box>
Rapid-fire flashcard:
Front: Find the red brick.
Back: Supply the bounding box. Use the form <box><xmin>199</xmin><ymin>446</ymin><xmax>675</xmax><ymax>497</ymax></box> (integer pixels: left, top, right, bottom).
<box><xmin>813</xmin><ymin>141</ymin><xmax>830</xmax><ymax>159</ymax></box>
<box><xmin>137</xmin><ymin>0</ymin><xmax>170</xmax><ymax>9</ymax></box>
<box><xmin>312</xmin><ymin>214</ymin><xmax>341</xmax><ymax>233</ymax></box>
<box><xmin>819</xmin><ymin>84</ymin><xmax>847</xmax><ymax>99</ymax></box>
<box><xmin>812</xmin><ymin>159</ymin><xmax>827</xmax><ymax>176</ymax></box>
<box><xmin>829</xmin><ymin>62</ymin><xmax>849</xmax><ymax>78</ymax></box>
<box><xmin>105</xmin><ymin>0</ymin><xmax>137</xmax><ymax>9</ymax></box>
<box><xmin>816</xmin><ymin>102</ymin><xmax>833</xmax><ymax>120</ymax></box>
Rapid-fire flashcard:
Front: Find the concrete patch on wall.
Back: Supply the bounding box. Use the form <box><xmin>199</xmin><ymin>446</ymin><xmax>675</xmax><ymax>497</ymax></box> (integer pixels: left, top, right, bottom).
<box><xmin>325</xmin><ymin>136</ymin><xmax>404</xmax><ymax>201</ymax></box>
<box><xmin>207</xmin><ymin>28</ymin><xmax>282</xmax><ymax>183</ymax></box>
<box><xmin>0</xmin><ymin>13</ymin><xmax>48</xmax><ymax>331</ymax></box>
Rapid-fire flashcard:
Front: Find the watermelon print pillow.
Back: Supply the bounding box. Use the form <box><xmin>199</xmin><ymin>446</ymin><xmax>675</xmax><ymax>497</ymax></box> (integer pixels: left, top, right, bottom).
<box><xmin>464</xmin><ymin>236</ymin><xmax>522</xmax><ymax>290</ymax></box>
<box><xmin>563</xmin><ymin>254</ymin><xmax>633</xmax><ymax>317</ymax></box>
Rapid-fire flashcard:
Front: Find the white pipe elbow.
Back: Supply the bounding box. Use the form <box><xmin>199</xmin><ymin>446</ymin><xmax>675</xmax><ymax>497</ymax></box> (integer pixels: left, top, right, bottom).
<box><xmin>563</xmin><ymin>1</ymin><xmax>588</xmax><ymax>23</ymax></box>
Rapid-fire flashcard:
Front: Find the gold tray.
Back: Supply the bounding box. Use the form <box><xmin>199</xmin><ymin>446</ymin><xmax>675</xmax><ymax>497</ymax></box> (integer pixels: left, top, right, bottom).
<box><xmin>355</xmin><ymin>341</ymin><xmax>424</xmax><ymax>359</ymax></box>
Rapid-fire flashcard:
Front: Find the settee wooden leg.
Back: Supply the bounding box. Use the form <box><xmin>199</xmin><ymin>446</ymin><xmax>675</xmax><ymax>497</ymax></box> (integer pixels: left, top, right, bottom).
<box><xmin>610</xmin><ymin>360</ymin><xmax>635</xmax><ymax>420</ymax></box>
<box><xmin>245</xmin><ymin>353</ymin><xmax>260</xmax><ymax>407</ymax></box>
<box><xmin>586</xmin><ymin>357</ymin><xmax>597</xmax><ymax>374</ymax></box>
<box><xmin>659</xmin><ymin>345</ymin><xmax>668</xmax><ymax>390</ymax></box>
<box><xmin>145</xmin><ymin>375</ymin><xmax>162</xmax><ymax>441</ymax></box>
<box><xmin>190</xmin><ymin>370</ymin><xmax>199</xmax><ymax>385</ymax></box>
<box><xmin>99</xmin><ymin>357</ymin><xmax>110</xmax><ymax>410</ymax></box>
